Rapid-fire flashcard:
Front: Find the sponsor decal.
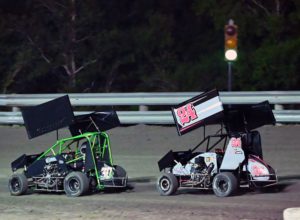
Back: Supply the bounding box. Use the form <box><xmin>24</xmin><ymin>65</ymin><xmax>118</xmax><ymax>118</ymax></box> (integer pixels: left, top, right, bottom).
<box><xmin>230</xmin><ymin>138</ymin><xmax>243</xmax><ymax>154</ymax></box>
<box><xmin>248</xmin><ymin>159</ymin><xmax>270</xmax><ymax>180</ymax></box>
<box><xmin>251</xmin><ymin>165</ymin><xmax>267</xmax><ymax>176</ymax></box>
<box><xmin>205</xmin><ymin>157</ymin><xmax>211</xmax><ymax>163</ymax></box>
<box><xmin>101</xmin><ymin>167</ymin><xmax>113</xmax><ymax>179</ymax></box>
<box><xmin>176</xmin><ymin>103</ymin><xmax>198</xmax><ymax>125</ymax></box>
<box><xmin>231</xmin><ymin>138</ymin><xmax>241</xmax><ymax>148</ymax></box>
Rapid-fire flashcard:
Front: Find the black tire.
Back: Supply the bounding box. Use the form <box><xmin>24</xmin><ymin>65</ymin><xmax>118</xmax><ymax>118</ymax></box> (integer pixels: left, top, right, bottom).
<box><xmin>114</xmin><ymin>165</ymin><xmax>127</xmax><ymax>178</ymax></box>
<box><xmin>114</xmin><ymin>165</ymin><xmax>128</xmax><ymax>187</ymax></box>
<box><xmin>8</xmin><ymin>173</ymin><xmax>28</xmax><ymax>196</ymax></box>
<box><xmin>157</xmin><ymin>173</ymin><xmax>178</xmax><ymax>196</ymax></box>
<box><xmin>64</xmin><ymin>172</ymin><xmax>89</xmax><ymax>197</ymax></box>
<box><xmin>212</xmin><ymin>172</ymin><xmax>238</xmax><ymax>197</ymax></box>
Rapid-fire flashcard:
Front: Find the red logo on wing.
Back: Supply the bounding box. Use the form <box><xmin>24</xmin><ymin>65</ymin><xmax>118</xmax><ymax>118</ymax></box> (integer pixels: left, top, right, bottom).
<box><xmin>176</xmin><ymin>103</ymin><xmax>198</xmax><ymax>125</ymax></box>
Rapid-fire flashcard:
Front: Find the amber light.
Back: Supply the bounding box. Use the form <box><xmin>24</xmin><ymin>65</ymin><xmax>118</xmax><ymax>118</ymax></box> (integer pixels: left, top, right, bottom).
<box><xmin>225</xmin><ymin>38</ymin><xmax>237</xmax><ymax>49</ymax></box>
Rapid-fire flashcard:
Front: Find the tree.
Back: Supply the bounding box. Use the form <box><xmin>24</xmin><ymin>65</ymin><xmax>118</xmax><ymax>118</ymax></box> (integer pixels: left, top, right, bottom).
<box><xmin>0</xmin><ymin>0</ymin><xmax>299</xmax><ymax>93</ymax></box>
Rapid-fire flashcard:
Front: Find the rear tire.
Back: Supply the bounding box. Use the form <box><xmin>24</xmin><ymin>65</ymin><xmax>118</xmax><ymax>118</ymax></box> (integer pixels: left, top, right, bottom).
<box><xmin>64</xmin><ymin>172</ymin><xmax>89</xmax><ymax>197</ymax></box>
<box><xmin>157</xmin><ymin>173</ymin><xmax>178</xmax><ymax>196</ymax></box>
<box><xmin>8</xmin><ymin>173</ymin><xmax>28</xmax><ymax>196</ymax></box>
<box><xmin>212</xmin><ymin>172</ymin><xmax>237</xmax><ymax>197</ymax></box>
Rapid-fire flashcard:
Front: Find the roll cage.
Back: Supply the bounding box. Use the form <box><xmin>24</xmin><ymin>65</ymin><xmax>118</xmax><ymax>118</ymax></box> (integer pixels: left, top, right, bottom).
<box><xmin>35</xmin><ymin>131</ymin><xmax>114</xmax><ymax>190</ymax></box>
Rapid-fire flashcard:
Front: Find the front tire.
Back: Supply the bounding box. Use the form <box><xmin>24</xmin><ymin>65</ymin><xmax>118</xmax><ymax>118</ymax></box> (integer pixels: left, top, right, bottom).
<box><xmin>8</xmin><ymin>173</ymin><xmax>28</xmax><ymax>196</ymax></box>
<box><xmin>157</xmin><ymin>173</ymin><xmax>178</xmax><ymax>196</ymax></box>
<box><xmin>212</xmin><ymin>172</ymin><xmax>238</xmax><ymax>197</ymax></box>
<box><xmin>64</xmin><ymin>172</ymin><xmax>89</xmax><ymax>197</ymax></box>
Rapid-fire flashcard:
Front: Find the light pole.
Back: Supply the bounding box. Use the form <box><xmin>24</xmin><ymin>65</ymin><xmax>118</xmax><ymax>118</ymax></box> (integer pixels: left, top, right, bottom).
<box><xmin>228</xmin><ymin>62</ymin><xmax>232</xmax><ymax>91</ymax></box>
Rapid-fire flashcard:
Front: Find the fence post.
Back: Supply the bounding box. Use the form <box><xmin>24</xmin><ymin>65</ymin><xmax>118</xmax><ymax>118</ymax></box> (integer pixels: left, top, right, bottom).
<box><xmin>139</xmin><ymin>105</ymin><xmax>148</xmax><ymax>111</ymax></box>
<box><xmin>274</xmin><ymin>104</ymin><xmax>284</xmax><ymax>126</ymax></box>
<box><xmin>12</xmin><ymin>106</ymin><xmax>20</xmax><ymax>112</ymax></box>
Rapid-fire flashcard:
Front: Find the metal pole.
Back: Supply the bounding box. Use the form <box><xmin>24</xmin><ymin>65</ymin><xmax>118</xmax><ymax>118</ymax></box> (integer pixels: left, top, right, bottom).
<box><xmin>227</xmin><ymin>62</ymin><xmax>232</xmax><ymax>91</ymax></box>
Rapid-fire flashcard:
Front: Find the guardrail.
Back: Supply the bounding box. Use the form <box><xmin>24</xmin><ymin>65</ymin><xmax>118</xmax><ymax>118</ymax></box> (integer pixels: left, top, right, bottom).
<box><xmin>0</xmin><ymin>92</ymin><xmax>300</xmax><ymax>124</ymax></box>
<box><xmin>1</xmin><ymin>91</ymin><xmax>300</xmax><ymax>106</ymax></box>
<box><xmin>0</xmin><ymin>110</ymin><xmax>300</xmax><ymax>125</ymax></box>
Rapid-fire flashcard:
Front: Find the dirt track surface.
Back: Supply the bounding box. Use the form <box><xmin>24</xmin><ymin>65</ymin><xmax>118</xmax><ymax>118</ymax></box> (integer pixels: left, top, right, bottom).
<box><xmin>0</xmin><ymin>125</ymin><xmax>300</xmax><ymax>220</ymax></box>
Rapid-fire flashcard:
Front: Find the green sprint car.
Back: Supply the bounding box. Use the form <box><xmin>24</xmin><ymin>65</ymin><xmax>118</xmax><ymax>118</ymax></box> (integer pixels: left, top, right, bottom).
<box><xmin>8</xmin><ymin>96</ymin><xmax>127</xmax><ymax>197</ymax></box>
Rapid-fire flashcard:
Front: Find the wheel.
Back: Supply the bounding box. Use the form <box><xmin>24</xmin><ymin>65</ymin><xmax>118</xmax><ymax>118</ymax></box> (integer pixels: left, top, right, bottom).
<box><xmin>114</xmin><ymin>165</ymin><xmax>127</xmax><ymax>178</ymax></box>
<box><xmin>64</xmin><ymin>172</ymin><xmax>89</xmax><ymax>197</ymax></box>
<box><xmin>113</xmin><ymin>165</ymin><xmax>128</xmax><ymax>187</ymax></box>
<box><xmin>212</xmin><ymin>172</ymin><xmax>238</xmax><ymax>197</ymax></box>
<box><xmin>8</xmin><ymin>173</ymin><xmax>28</xmax><ymax>196</ymax></box>
<box><xmin>157</xmin><ymin>173</ymin><xmax>178</xmax><ymax>196</ymax></box>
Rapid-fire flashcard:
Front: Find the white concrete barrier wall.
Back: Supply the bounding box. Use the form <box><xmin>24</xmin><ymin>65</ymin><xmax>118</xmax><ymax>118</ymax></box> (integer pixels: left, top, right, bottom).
<box><xmin>284</xmin><ymin>208</ymin><xmax>300</xmax><ymax>220</ymax></box>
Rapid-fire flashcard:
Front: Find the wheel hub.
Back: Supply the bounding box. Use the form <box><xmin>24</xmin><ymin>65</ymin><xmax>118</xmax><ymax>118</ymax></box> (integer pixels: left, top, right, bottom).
<box><xmin>11</xmin><ymin>178</ymin><xmax>20</xmax><ymax>192</ymax></box>
<box><xmin>160</xmin><ymin>178</ymin><xmax>170</xmax><ymax>191</ymax></box>
<box><xmin>217</xmin><ymin>179</ymin><xmax>228</xmax><ymax>192</ymax></box>
<box><xmin>69</xmin><ymin>178</ymin><xmax>80</xmax><ymax>192</ymax></box>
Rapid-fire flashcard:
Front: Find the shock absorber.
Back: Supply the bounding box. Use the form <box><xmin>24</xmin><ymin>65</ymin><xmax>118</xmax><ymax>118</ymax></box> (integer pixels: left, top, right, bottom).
<box><xmin>207</xmin><ymin>163</ymin><xmax>215</xmax><ymax>174</ymax></box>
